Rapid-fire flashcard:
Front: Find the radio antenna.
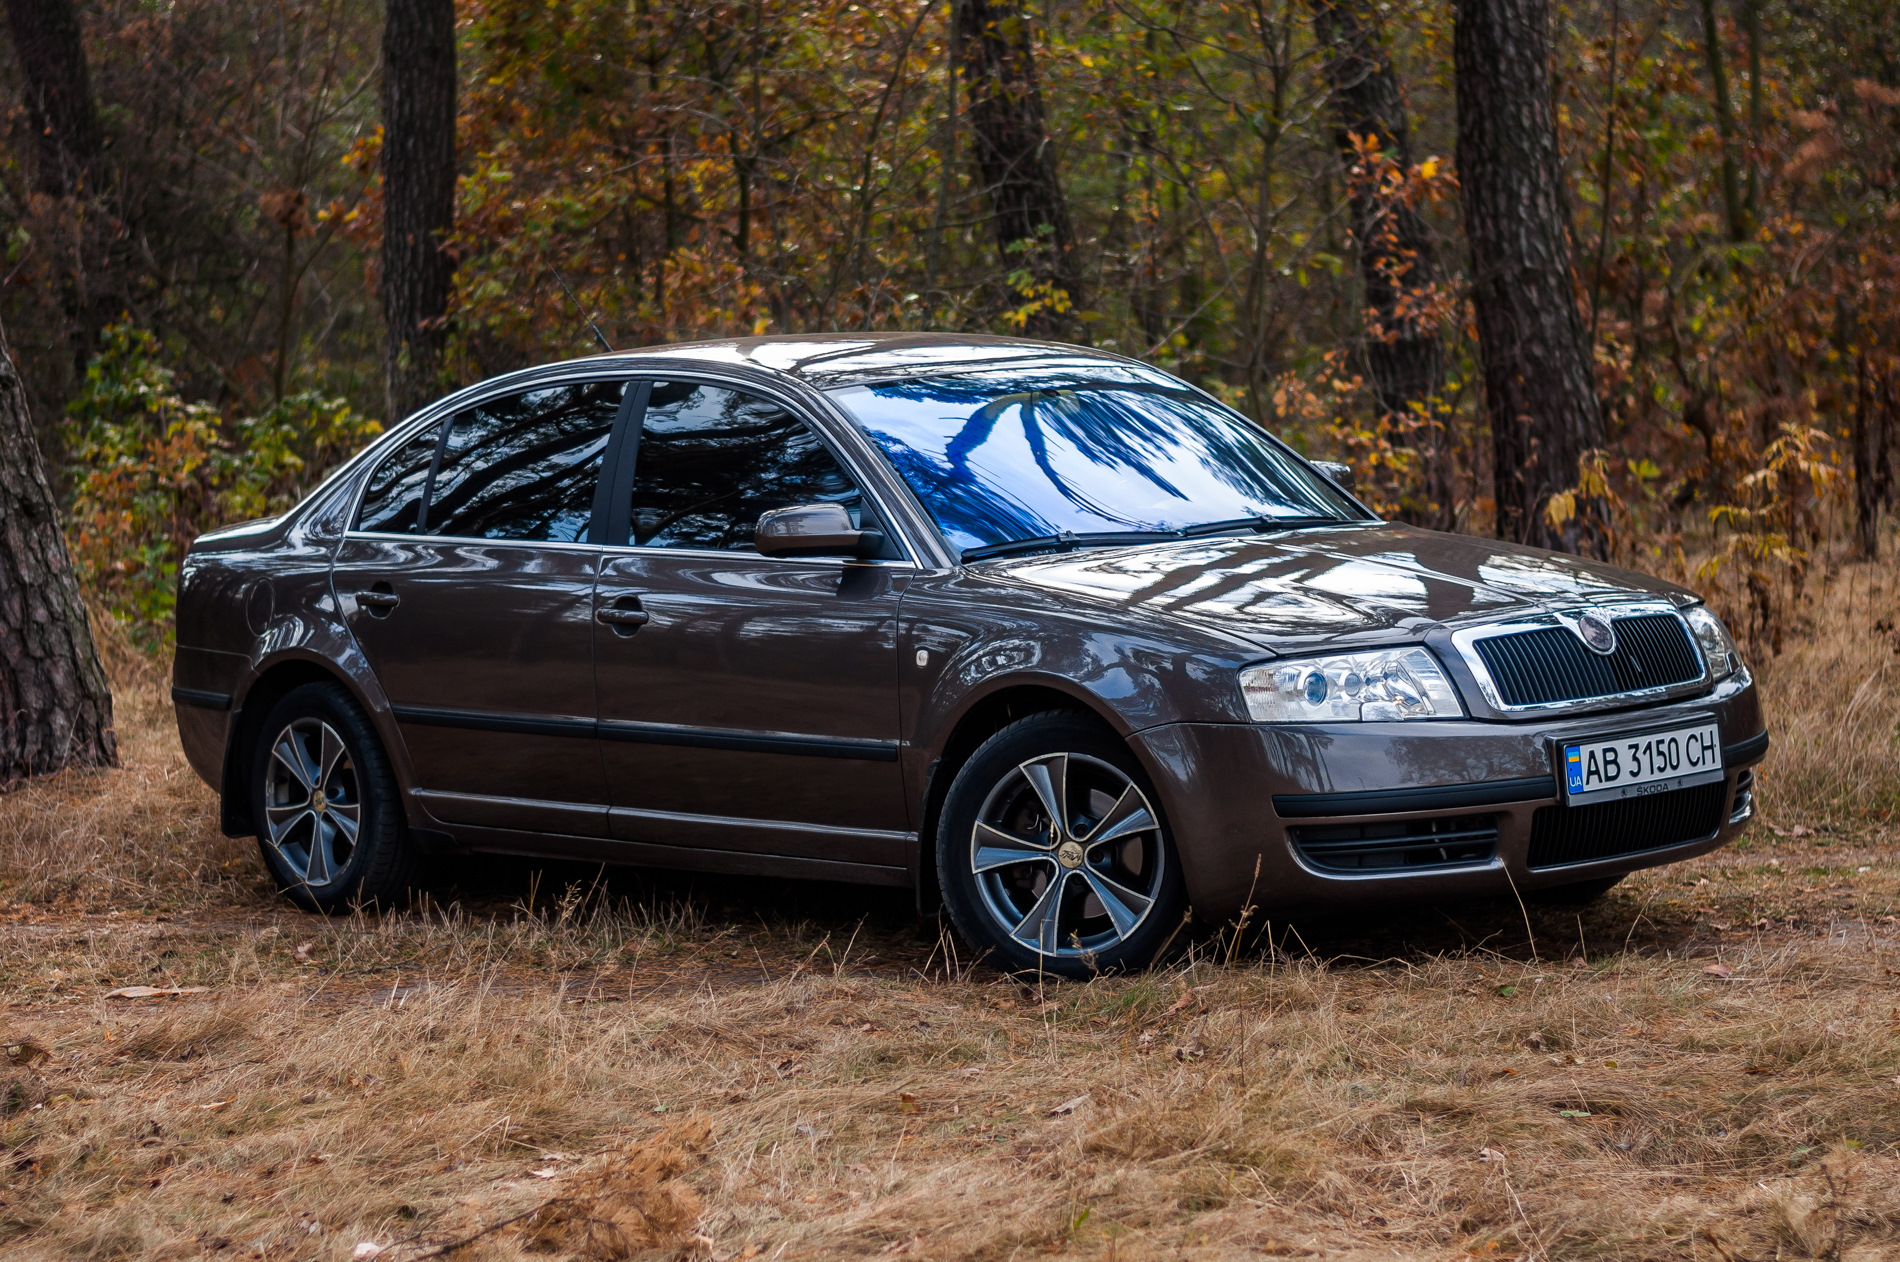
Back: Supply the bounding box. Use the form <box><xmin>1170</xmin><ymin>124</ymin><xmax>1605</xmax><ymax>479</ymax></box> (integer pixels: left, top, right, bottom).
<box><xmin>548</xmin><ymin>266</ymin><xmax>614</xmax><ymax>354</ymax></box>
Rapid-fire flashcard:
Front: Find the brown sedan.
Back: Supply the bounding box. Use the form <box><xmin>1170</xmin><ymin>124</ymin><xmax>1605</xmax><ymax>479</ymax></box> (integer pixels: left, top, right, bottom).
<box><xmin>173</xmin><ymin>335</ymin><xmax>1767</xmax><ymax>976</ymax></box>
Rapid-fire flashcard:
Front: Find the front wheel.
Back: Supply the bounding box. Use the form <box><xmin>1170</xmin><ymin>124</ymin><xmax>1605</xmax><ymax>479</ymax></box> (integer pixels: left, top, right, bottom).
<box><xmin>248</xmin><ymin>682</ymin><xmax>416</xmax><ymax>913</ymax></box>
<box><xmin>936</xmin><ymin>713</ymin><xmax>1188</xmax><ymax>979</ymax></box>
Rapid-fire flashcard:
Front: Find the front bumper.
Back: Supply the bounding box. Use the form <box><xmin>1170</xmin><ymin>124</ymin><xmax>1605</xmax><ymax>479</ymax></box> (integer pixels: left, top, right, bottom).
<box><xmin>1132</xmin><ymin>671</ymin><xmax>1767</xmax><ymax>921</ymax></box>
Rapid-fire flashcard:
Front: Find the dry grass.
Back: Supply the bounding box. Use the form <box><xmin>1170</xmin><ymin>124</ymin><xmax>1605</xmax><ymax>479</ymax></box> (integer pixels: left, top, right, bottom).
<box><xmin>1752</xmin><ymin>555</ymin><xmax>1900</xmax><ymax>823</ymax></box>
<box><xmin>1</xmin><ymin>560</ymin><xmax>1897</xmax><ymax>1261</ymax></box>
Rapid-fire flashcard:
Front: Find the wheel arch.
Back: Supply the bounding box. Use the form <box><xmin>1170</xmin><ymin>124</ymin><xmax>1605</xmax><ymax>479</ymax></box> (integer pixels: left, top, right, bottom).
<box><xmin>220</xmin><ymin>657</ymin><xmax>374</xmax><ymax>839</ymax></box>
<box><xmin>914</xmin><ymin>681</ymin><xmax>1129</xmax><ymax>915</ymax></box>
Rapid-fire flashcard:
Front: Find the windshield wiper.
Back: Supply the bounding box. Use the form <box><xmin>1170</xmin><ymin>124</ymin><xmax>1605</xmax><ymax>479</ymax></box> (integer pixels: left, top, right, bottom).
<box><xmin>961</xmin><ymin>530</ymin><xmax>1181</xmax><ymax>562</ymax></box>
<box><xmin>1178</xmin><ymin>515</ymin><xmax>1351</xmax><ymax>538</ymax></box>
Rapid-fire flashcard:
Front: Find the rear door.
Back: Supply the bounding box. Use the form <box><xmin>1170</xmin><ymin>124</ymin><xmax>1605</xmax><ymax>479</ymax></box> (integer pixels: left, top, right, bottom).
<box><xmin>334</xmin><ymin>378</ymin><xmax>633</xmax><ymax>837</ymax></box>
<box><xmin>592</xmin><ymin>378</ymin><xmax>912</xmax><ymax>869</ymax></box>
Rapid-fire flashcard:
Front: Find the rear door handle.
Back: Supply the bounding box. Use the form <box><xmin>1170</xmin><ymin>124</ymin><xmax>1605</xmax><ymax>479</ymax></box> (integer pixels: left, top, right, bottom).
<box><xmin>353</xmin><ymin>587</ymin><xmax>400</xmax><ymax>616</ymax></box>
<box><xmin>597</xmin><ymin>600</ymin><xmax>650</xmax><ymax>634</ymax></box>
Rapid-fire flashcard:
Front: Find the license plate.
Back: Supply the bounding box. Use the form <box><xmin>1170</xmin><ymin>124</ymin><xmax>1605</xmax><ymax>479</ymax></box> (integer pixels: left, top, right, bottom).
<box><xmin>1561</xmin><ymin>720</ymin><xmax>1723</xmax><ymax>805</ymax></box>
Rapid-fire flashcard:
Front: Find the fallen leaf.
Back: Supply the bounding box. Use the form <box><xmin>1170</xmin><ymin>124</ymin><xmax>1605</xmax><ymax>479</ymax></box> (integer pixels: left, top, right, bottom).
<box><xmin>957</xmin><ymin>1066</ymin><xmax>984</xmax><ymax>1078</ymax></box>
<box><xmin>1477</xmin><ymin>1147</ymin><xmax>1507</xmax><ymax>1163</ymax></box>
<box><xmin>105</xmin><ymin>986</ymin><xmax>209</xmax><ymax>999</ymax></box>
<box><xmin>1703</xmin><ymin>964</ymin><xmax>1736</xmax><ymax>978</ymax></box>
<box><xmin>531</xmin><ymin>1168</ymin><xmax>562</xmax><ymax>1179</ymax></box>
<box><xmin>198</xmin><ymin>1098</ymin><xmax>233</xmax><ymax>1111</ymax></box>
<box><xmin>897</xmin><ymin>1092</ymin><xmax>919</xmax><ymax>1114</ymax></box>
<box><xmin>352</xmin><ymin>1245</ymin><xmax>385</xmax><ymax>1260</ymax></box>
<box><xmin>1558</xmin><ymin>1109</ymin><xmax>1592</xmax><ymax>1118</ymax></box>
<box><xmin>1174</xmin><ymin>1037</ymin><xmax>1206</xmax><ymax>1062</ymax></box>
<box><xmin>1496</xmin><ymin>985</ymin><xmax>1519</xmax><ymax>998</ymax></box>
<box><xmin>1162</xmin><ymin>991</ymin><xmax>1195</xmax><ymax>1018</ymax></box>
<box><xmin>1049</xmin><ymin>1093</ymin><xmax>1091</xmax><ymax>1116</ymax></box>
<box><xmin>295</xmin><ymin>942</ymin><xmax>314</xmax><ymax>960</ymax></box>
<box><xmin>1520</xmin><ymin>1031</ymin><xmax>1549</xmax><ymax>1051</ymax></box>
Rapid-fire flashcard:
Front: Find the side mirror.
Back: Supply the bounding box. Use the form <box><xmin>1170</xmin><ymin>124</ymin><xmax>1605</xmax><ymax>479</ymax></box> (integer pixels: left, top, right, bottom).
<box><xmin>1313</xmin><ymin>460</ymin><xmax>1356</xmax><ymax>493</ymax></box>
<box><xmin>755</xmin><ymin>502</ymin><xmax>885</xmax><ymax>559</ymax></box>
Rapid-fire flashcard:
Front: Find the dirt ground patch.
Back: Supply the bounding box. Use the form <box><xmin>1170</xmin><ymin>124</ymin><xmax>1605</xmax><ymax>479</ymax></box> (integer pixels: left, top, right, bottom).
<box><xmin>2</xmin><ymin>560</ymin><xmax>1898</xmax><ymax>1260</ymax></box>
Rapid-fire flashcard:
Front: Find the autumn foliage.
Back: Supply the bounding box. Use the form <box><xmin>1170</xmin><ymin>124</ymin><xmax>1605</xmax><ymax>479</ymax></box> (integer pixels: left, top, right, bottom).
<box><xmin>1</xmin><ymin>0</ymin><xmax>1896</xmax><ymax>649</ymax></box>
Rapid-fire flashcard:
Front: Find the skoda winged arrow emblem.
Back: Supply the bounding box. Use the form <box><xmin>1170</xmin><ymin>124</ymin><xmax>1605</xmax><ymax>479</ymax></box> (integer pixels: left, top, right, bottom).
<box><xmin>1575</xmin><ymin>610</ymin><xmax>1618</xmax><ymax>655</ymax></box>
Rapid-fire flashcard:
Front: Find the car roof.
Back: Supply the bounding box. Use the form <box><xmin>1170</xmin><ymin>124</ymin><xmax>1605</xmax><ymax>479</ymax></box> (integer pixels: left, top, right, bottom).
<box><xmin>560</xmin><ymin>332</ymin><xmax>1149</xmax><ymax>389</ymax></box>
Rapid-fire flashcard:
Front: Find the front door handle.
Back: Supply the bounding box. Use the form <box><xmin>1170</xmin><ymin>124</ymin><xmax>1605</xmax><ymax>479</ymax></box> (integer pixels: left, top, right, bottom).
<box><xmin>597</xmin><ymin>601</ymin><xmax>650</xmax><ymax>634</ymax></box>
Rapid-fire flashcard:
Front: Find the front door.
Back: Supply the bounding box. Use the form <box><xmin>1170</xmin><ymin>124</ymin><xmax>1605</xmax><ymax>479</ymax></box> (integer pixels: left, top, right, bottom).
<box><xmin>334</xmin><ymin>379</ymin><xmax>629</xmax><ymax>837</ymax></box>
<box><xmin>592</xmin><ymin>379</ymin><xmax>911</xmax><ymax>868</ymax></box>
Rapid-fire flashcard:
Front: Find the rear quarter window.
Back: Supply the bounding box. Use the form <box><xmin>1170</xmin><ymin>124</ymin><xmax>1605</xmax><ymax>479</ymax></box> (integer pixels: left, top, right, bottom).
<box><xmin>354</xmin><ymin>422</ymin><xmax>442</xmax><ymax>534</ymax></box>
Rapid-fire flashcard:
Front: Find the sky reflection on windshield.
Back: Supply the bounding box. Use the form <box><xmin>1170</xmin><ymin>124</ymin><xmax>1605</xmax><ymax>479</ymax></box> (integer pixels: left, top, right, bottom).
<box><xmin>828</xmin><ymin>365</ymin><xmax>1359</xmax><ymax>552</ymax></box>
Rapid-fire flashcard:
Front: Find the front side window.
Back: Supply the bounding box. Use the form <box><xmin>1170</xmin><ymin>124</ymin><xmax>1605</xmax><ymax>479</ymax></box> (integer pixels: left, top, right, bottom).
<box><xmin>826</xmin><ymin>364</ymin><xmax>1364</xmax><ymax>555</ymax></box>
<box><xmin>427</xmin><ymin>381</ymin><xmax>624</xmax><ymax>542</ymax></box>
<box><xmin>629</xmin><ymin>381</ymin><xmax>867</xmax><ymax>551</ymax></box>
<box><xmin>355</xmin><ymin>422</ymin><xmax>441</xmax><ymax>534</ymax></box>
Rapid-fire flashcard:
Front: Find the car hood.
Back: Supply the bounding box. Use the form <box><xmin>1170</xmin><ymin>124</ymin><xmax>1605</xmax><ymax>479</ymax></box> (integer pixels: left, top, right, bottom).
<box><xmin>979</xmin><ymin>523</ymin><xmax>1697</xmax><ymax>654</ymax></box>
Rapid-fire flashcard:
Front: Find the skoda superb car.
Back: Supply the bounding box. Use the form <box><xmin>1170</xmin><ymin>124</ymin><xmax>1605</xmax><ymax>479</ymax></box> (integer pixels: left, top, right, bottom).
<box><xmin>172</xmin><ymin>334</ymin><xmax>1767</xmax><ymax>976</ymax></box>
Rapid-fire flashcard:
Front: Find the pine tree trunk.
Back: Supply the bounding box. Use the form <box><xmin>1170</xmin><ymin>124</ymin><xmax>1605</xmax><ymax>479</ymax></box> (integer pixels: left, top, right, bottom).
<box><xmin>3</xmin><ymin>0</ymin><xmax>100</xmax><ymax>197</ymax></box>
<box><xmin>1454</xmin><ymin>0</ymin><xmax>1606</xmax><ymax>553</ymax></box>
<box><xmin>0</xmin><ymin>318</ymin><xmax>116</xmax><ymax>786</ymax></box>
<box><xmin>382</xmin><ymin>0</ymin><xmax>457</xmax><ymax>421</ymax></box>
<box><xmin>955</xmin><ymin>0</ymin><xmax>1083</xmax><ymax>340</ymax></box>
<box><xmin>1313</xmin><ymin>0</ymin><xmax>1450</xmax><ymax>525</ymax></box>
<box><xmin>1314</xmin><ymin>0</ymin><xmax>1442</xmax><ymax>421</ymax></box>
<box><xmin>1852</xmin><ymin>354</ymin><xmax>1895</xmax><ymax>559</ymax></box>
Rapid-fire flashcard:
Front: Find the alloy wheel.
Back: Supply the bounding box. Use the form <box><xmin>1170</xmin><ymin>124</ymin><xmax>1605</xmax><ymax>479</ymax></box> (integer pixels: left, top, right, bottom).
<box><xmin>261</xmin><ymin>717</ymin><xmax>362</xmax><ymax>888</ymax></box>
<box><xmin>968</xmin><ymin>751</ymin><xmax>1166</xmax><ymax>961</ymax></box>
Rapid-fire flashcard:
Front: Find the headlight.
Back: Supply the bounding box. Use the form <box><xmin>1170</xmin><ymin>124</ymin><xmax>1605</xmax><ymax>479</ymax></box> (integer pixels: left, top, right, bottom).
<box><xmin>1239</xmin><ymin>647</ymin><xmax>1465</xmax><ymax>723</ymax></box>
<box><xmin>1683</xmin><ymin>605</ymin><xmax>1742</xmax><ymax>680</ymax></box>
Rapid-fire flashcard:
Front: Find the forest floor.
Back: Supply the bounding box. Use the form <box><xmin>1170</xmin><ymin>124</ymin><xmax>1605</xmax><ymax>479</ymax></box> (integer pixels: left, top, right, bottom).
<box><xmin>2</xmin><ymin>559</ymin><xmax>1898</xmax><ymax>1262</ymax></box>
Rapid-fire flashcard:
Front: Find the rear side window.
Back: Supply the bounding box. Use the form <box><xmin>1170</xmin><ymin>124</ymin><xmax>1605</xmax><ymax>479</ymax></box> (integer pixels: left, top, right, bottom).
<box><xmin>629</xmin><ymin>381</ymin><xmax>867</xmax><ymax>551</ymax></box>
<box><xmin>355</xmin><ymin>423</ymin><xmax>441</xmax><ymax>534</ymax></box>
<box><xmin>427</xmin><ymin>381</ymin><xmax>624</xmax><ymax>542</ymax></box>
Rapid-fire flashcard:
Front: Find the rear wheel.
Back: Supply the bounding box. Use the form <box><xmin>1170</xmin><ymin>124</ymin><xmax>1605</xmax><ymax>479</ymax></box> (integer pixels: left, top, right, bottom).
<box><xmin>937</xmin><ymin>713</ymin><xmax>1187</xmax><ymax>979</ymax></box>
<box><xmin>248</xmin><ymin>682</ymin><xmax>415</xmax><ymax>913</ymax></box>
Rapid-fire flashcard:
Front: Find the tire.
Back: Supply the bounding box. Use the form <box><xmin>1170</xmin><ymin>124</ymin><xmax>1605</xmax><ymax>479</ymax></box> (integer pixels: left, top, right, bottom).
<box><xmin>1525</xmin><ymin>874</ymin><xmax>1624</xmax><ymax>907</ymax></box>
<box><xmin>936</xmin><ymin>712</ymin><xmax>1188</xmax><ymax>979</ymax></box>
<box><xmin>247</xmin><ymin>681</ymin><xmax>416</xmax><ymax>913</ymax></box>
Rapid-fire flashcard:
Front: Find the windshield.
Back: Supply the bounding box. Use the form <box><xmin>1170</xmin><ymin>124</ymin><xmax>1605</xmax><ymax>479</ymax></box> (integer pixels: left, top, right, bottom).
<box><xmin>826</xmin><ymin>363</ymin><xmax>1365</xmax><ymax>555</ymax></box>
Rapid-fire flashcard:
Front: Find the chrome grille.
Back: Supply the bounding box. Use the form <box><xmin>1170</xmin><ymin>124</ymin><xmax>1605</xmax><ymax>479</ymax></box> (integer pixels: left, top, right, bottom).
<box><xmin>1527</xmin><ymin>781</ymin><xmax>1727</xmax><ymax>868</ymax></box>
<box><xmin>1473</xmin><ymin>612</ymin><xmax>1701</xmax><ymax>707</ymax></box>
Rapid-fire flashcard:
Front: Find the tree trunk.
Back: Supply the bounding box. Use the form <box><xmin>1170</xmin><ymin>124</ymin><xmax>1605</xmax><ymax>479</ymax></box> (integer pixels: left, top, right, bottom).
<box><xmin>3</xmin><ymin>0</ymin><xmax>100</xmax><ymax>197</ymax></box>
<box><xmin>1696</xmin><ymin>0</ymin><xmax>1748</xmax><ymax>241</ymax></box>
<box><xmin>1852</xmin><ymin>353</ymin><xmax>1896</xmax><ymax>559</ymax></box>
<box><xmin>1313</xmin><ymin>0</ymin><xmax>1449</xmax><ymax>524</ymax></box>
<box><xmin>1454</xmin><ymin>0</ymin><xmax>1606</xmax><ymax>553</ymax></box>
<box><xmin>382</xmin><ymin>0</ymin><xmax>457</xmax><ymax>421</ymax></box>
<box><xmin>0</xmin><ymin>317</ymin><xmax>116</xmax><ymax>786</ymax></box>
<box><xmin>955</xmin><ymin>0</ymin><xmax>1083</xmax><ymax>340</ymax></box>
<box><xmin>1313</xmin><ymin>0</ymin><xmax>1442</xmax><ymax>420</ymax></box>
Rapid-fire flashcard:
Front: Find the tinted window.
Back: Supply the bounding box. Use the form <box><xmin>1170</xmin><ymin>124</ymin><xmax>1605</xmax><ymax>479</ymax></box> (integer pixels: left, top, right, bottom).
<box><xmin>427</xmin><ymin>381</ymin><xmax>623</xmax><ymax>542</ymax></box>
<box><xmin>629</xmin><ymin>381</ymin><xmax>866</xmax><ymax>551</ymax></box>
<box><xmin>827</xmin><ymin>364</ymin><xmax>1362</xmax><ymax>554</ymax></box>
<box><xmin>355</xmin><ymin>422</ymin><xmax>441</xmax><ymax>534</ymax></box>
